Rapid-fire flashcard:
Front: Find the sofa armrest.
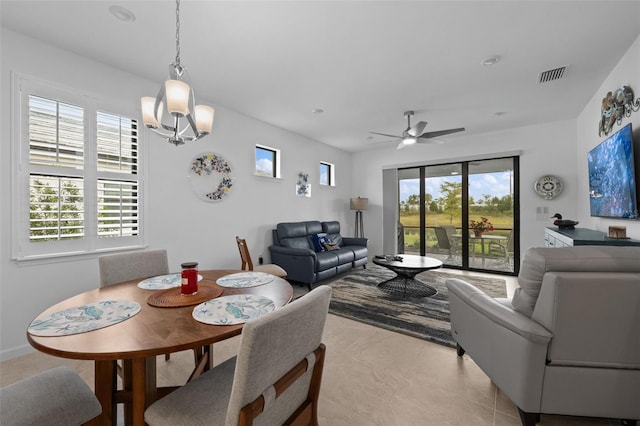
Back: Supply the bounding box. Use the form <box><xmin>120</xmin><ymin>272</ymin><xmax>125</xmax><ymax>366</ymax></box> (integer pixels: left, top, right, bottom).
<box><xmin>268</xmin><ymin>245</ymin><xmax>317</xmax><ymax>284</ymax></box>
<box><xmin>447</xmin><ymin>278</ymin><xmax>552</xmax><ymax>344</ymax></box>
<box><xmin>446</xmin><ymin>278</ymin><xmax>553</xmax><ymax>412</ymax></box>
<box><xmin>342</xmin><ymin>237</ymin><xmax>368</xmax><ymax>247</ymax></box>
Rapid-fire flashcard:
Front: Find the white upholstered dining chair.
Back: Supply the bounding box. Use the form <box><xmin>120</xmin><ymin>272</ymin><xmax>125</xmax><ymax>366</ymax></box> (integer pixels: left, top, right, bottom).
<box><xmin>145</xmin><ymin>285</ymin><xmax>332</xmax><ymax>426</ymax></box>
<box><xmin>98</xmin><ymin>249</ymin><xmax>170</xmax><ymax>287</ymax></box>
<box><xmin>98</xmin><ymin>249</ymin><xmax>178</xmax><ymax>363</ymax></box>
<box><xmin>0</xmin><ymin>366</ymin><xmax>102</xmax><ymax>426</ymax></box>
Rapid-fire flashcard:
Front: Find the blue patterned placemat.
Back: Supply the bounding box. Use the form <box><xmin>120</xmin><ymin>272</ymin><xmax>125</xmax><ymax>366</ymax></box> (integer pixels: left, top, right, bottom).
<box><xmin>216</xmin><ymin>272</ymin><xmax>274</xmax><ymax>288</ymax></box>
<box><xmin>138</xmin><ymin>273</ymin><xmax>203</xmax><ymax>290</ymax></box>
<box><xmin>28</xmin><ymin>300</ymin><xmax>141</xmax><ymax>336</ymax></box>
<box><xmin>192</xmin><ymin>294</ymin><xmax>275</xmax><ymax>325</ymax></box>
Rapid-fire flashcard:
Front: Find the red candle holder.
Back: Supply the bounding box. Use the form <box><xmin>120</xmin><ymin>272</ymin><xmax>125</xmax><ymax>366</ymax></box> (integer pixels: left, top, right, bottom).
<box><xmin>180</xmin><ymin>262</ymin><xmax>198</xmax><ymax>295</ymax></box>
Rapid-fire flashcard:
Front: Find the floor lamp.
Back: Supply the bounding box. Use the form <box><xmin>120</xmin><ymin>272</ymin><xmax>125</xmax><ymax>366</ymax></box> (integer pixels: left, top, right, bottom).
<box><xmin>350</xmin><ymin>197</ymin><xmax>368</xmax><ymax>238</ymax></box>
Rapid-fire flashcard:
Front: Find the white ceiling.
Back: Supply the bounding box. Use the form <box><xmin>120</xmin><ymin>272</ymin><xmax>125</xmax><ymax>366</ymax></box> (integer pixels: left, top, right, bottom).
<box><xmin>2</xmin><ymin>1</ymin><xmax>640</xmax><ymax>152</ymax></box>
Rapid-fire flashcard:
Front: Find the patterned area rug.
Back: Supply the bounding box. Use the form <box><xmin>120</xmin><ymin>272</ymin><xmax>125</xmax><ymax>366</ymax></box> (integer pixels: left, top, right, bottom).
<box><xmin>328</xmin><ymin>264</ymin><xmax>507</xmax><ymax>348</ymax></box>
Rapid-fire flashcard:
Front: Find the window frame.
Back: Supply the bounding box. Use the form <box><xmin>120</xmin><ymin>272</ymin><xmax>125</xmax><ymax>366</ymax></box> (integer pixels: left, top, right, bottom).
<box><xmin>319</xmin><ymin>161</ymin><xmax>335</xmax><ymax>187</ymax></box>
<box><xmin>11</xmin><ymin>73</ymin><xmax>146</xmax><ymax>261</ymax></box>
<box><xmin>255</xmin><ymin>144</ymin><xmax>281</xmax><ymax>178</ymax></box>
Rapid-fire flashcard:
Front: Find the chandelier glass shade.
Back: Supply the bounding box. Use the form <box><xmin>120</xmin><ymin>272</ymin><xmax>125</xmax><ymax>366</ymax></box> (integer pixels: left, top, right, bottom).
<box><xmin>141</xmin><ymin>0</ymin><xmax>214</xmax><ymax>146</ymax></box>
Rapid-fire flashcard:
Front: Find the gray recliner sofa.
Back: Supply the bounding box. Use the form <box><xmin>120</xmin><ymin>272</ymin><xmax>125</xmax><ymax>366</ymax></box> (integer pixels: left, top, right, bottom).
<box><xmin>269</xmin><ymin>220</ymin><xmax>367</xmax><ymax>289</ymax></box>
<box><xmin>446</xmin><ymin>245</ymin><xmax>640</xmax><ymax>426</ymax></box>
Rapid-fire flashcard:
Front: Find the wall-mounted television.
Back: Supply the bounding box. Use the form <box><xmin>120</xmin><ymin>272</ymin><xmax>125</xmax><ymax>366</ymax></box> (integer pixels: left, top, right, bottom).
<box><xmin>588</xmin><ymin>123</ymin><xmax>638</xmax><ymax>219</ymax></box>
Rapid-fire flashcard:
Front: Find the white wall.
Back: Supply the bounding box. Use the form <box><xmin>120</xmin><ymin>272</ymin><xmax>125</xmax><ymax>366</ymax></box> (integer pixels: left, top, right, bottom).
<box><xmin>350</xmin><ymin>33</ymin><xmax>640</xmax><ymax>264</ymax></box>
<box><xmin>576</xmin><ymin>34</ymin><xmax>640</xmax><ymax>236</ymax></box>
<box><xmin>0</xmin><ymin>29</ymin><xmax>353</xmax><ymax>359</ymax></box>
<box><xmin>351</xmin><ymin>119</ymin><xmax>579</xmax><ymax>258</ymax></box>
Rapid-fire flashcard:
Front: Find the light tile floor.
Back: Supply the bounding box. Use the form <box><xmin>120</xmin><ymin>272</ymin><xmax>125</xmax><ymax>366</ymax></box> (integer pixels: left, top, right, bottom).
<box><xmin>0</xmin><ymin>270</ymin><xmax>624</xmax><ymax>426</ymax></box>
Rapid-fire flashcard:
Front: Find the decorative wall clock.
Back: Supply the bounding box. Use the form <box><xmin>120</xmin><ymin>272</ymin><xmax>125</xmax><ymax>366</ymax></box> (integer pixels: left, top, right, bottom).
<box><xmin>188</xmin><ymin>152</ymin><xmax>233</xmax><ymax>202</ymax></box>
<box><xmin>534</xmin><ymin>175</ymin><xmax>563</xmax><ymax>200</ymax></box>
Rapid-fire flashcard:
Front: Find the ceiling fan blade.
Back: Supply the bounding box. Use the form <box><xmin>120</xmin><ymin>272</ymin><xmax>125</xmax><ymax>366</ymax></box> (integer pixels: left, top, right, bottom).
<box><xmin>396</xmin><ymin>141</ymin><xmax>409</xmax><ymax>150</ymax></box>
<box><xmin>416</xmin><ymin>138</ymin><xmax>446</xmax><ymax>145</ymax></box>
<box><xmin>370</xmin><ymin>131</ymin><xmax>402</xmax><ymax>138</ymax></box>
<box><xmin>418</xmin><ymin>127</ymin><xmax>465</xmax><ymax>139</ymax></box>
<box><xmin>408</xmin><ymin>121</ymin><xmax>427</xmax><ymax>137</ymax></box>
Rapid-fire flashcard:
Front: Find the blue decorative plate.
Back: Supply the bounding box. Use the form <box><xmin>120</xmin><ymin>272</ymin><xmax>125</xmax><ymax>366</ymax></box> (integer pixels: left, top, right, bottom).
<box><xmin>138</xmin><ymin>273</ymin><xmax>203</xmax><ymax>290</ymax></box>
<box><xmin>192</xmin><ymin>294</ymin><xmax>275</xmax><ymax>325</ymax></box>
<box><xmin>216</xmin><ymin>272</ymin><xmax>274</xmax><ymax>288</ymax></box>
<box><xmin>28</xmin><ymin>300</ymin><xmax>141</xmax><ymax>336</ymax></box>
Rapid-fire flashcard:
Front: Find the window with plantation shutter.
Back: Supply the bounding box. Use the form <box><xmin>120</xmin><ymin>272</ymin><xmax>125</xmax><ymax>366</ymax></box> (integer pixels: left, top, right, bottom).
<box><xmin>96</xmin><ymin>112</ymin><xmax>139</xmax><ymax>239</ymax></box>
<box><xmin>13</xmin><ymin>75</ymin><xmax>145</xmax><ymax>260</ymax></box>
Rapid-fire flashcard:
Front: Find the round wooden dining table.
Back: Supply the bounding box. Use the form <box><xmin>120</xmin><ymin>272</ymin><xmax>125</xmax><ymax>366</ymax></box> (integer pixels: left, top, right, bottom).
<box><xmin>27</xmin><ymin>270</ymin><xmax>293</xmax><ymax>426</ymax></box>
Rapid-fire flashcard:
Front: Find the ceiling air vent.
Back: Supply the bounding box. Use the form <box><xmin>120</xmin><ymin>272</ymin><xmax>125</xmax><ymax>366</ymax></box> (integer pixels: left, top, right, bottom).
<box><xmin>538</xmin><ymin>66</ymin><xmax>568</xmax><ymax>83</ymax></box>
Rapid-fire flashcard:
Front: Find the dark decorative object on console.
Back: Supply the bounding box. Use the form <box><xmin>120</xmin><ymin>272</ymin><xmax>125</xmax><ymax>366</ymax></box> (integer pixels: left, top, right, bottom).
<box><xmin>550</xmin><ymin>213</ymin><xmax>578</xmax><ymax>229</ymax></box>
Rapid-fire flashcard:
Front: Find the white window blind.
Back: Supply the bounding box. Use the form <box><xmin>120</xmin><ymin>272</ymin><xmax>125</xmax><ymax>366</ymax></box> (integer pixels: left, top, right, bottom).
<box><xmin>97</xmin><ymin>179</ymin><xmax>139</xmax><ymax>238</ymax></box>
<box><xmin>29</xmin><ymin>95</ymin><xmax>84</xmax><ymax>169</ymax></box>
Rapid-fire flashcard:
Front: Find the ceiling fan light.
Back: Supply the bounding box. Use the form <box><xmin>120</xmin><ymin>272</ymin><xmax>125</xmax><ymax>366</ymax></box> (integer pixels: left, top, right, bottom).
<box><xmin>165</xmin><ymin>79</ymin><xmax>191</xmax><ymax>117</ymax></box>
<box><xmin>195</xmin><ymin>105</ymin><xmax>214</xmax><ymax>134</ymax></box>
<box><xmin>402</xmin><ymin>136</ymin><xmax>417</xmax><ymax>145</ymax></box>
<box><xmin>141</xmin><ymin>97</ymin><xmax>162</xmax><ymax>128</ymax></box>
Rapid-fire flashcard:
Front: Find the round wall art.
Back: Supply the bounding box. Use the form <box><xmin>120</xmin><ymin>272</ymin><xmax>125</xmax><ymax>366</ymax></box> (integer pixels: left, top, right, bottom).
<box><xmin>188</xmin><ymin>152</ymin><xmax>233</xmax><ymax>202</ymax></box>
<box><xmin>534</xmin><ymin>174</ymin><xmax>563</xmax><ymax>200</ymax></box>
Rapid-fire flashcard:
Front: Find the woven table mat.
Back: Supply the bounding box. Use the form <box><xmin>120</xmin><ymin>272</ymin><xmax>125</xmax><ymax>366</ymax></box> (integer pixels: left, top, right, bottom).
<box><xmin>147</xmin><ymin>284</ymin><xmax>223</xmax><ymax>307</ymax></box>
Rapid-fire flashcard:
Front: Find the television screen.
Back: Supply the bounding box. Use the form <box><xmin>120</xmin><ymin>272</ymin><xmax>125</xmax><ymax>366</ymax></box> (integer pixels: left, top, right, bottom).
<box><xmin>588</xmin><ymin>123</ymin><xmax>638</xmax><ymax>219</ymax></box>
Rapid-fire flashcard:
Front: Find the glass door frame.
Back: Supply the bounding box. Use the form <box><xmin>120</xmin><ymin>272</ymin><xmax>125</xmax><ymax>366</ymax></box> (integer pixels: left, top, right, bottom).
<box><xmin>397</xmin><ymin>156</ymin><xmax>520</xmax><ymax>276</ymax></box>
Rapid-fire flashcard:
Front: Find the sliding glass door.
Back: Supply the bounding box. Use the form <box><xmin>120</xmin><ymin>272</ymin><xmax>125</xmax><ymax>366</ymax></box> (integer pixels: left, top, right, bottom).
<box><xmin>397</xmin><ymin>156</ymin><xmax>519</xmax><ymax>275</ymax></box>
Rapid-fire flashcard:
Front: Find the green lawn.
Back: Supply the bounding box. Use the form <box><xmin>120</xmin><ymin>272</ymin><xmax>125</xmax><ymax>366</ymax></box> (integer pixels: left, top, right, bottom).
<box><xmin>400</xmin><ymin>212</ymin><xmax>513</xmax><ymax>252</ymax></box>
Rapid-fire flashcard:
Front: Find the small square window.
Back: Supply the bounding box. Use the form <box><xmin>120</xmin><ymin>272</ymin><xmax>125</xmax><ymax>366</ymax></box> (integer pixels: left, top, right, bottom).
<box><xmin>320</xmin><ymin>162</ymin><xmax>335</xmax><ymax>186</ymax></box>
<box><xmin>255</xmin><ymin>145</ymin><xmax>280</xmax><ymax>178</ymax></box>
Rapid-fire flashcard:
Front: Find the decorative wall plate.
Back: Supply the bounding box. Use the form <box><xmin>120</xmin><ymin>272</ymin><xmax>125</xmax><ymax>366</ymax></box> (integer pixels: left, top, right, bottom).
<box><xmin>188</xmin><ymin>152</ymin><xmax>233</xmax><ymax>202</ymax></box>
<box><xmin>534</xmin><ymin>175</ymin><xmax>563</xmax><ymax>200</ymax></box>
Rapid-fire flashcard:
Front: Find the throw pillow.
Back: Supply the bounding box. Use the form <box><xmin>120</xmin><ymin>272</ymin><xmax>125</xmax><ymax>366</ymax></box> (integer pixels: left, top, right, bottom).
<box><xmin>323</xmin><ymin>241</ymin><xmax>340</xmax><ymax>251</ymax></box>
<box><xmin>311</xmin><ymin>233</ymin><xmax>330</xmax><ymax>252</ymax></box>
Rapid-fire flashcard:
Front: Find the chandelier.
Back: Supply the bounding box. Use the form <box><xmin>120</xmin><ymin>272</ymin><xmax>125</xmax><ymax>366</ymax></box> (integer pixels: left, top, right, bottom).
<box><xmin>141</xmin><ymin>0</ymin><xmax>214</xmax><ymax>146</ymax></box>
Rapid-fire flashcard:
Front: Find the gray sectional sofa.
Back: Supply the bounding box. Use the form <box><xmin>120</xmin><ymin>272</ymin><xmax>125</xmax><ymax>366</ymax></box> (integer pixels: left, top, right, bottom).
<box><xmin>269</xmin><ymin>220</ymin><xmax>368</xmax><ymax>289</ymax></box>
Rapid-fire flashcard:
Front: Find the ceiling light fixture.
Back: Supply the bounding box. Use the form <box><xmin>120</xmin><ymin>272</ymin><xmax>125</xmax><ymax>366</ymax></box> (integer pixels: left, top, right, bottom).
<box><xmin>401</xmin><ymin>136</ymin><xmax>417</xmax><ymax>145</ymax></box>
<box><xmin>481</xmin><ymin>56</ymin><xmax>500</xmax><ymax>66</ymax></box>
<box><xmin>109</xmin><ymin>5</ymin><xmax>136</xmax><ymax>22</ymax></box>
<box><xmin>141</xmin><ymin>0</ymin><xmax>214</xmax><ymax>146</ymax></box>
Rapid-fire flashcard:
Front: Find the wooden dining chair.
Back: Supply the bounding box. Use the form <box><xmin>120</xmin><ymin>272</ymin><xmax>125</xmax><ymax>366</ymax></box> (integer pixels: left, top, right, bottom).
<box><xmin>0</xmin><ymin>366</ymin><xmax>102</xmax><ymax>426</ymax></box>
<box><xmin>236</xmin><ymin>236</ymin><xmax>287</xmax><ymax>278</ymax></box>
<box><xmin>145</xmin><ymin>285</ymin><xmax>332</xmax><ymax>426</ymax></box>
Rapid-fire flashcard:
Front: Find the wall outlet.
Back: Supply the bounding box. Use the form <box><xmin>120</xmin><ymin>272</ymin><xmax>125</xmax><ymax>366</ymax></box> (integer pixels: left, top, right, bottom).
<box><xmin>258</xmin><ymin>256</ymin><xmax>264</xmax><ymax>265</ymax></box>
<box><xmin>536</xmin><ymin>206</ymin><xmax>550</xmax><ymax>221</ymax></box>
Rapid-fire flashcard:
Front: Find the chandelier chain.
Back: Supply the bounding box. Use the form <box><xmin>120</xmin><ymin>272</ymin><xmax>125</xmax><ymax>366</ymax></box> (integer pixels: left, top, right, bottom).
<box><xmin>175</xmin><ymin>0</ymin><xmax>181</xmax><ymax>65</ymax></box>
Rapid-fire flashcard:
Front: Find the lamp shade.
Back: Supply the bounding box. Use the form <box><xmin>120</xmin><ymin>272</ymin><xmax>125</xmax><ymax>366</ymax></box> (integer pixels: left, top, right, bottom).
<box><xmin>141</xmin><ymin>97</ymin><xmax>162</xmax><ymax>128</ymax></box>
<box><xmin>195</xmin><ymin>105</ymin><xmax>214</xmax><ymax>134</ymax></box>
<box><xmin>350</xmin><ymin>197</ymin><xmax>368</xmax><ymax>211</ymax></box>
<box><xmin>165</xmin><ymin>79</ymin><xmax>191</xmax><ymax>116</ymax></box>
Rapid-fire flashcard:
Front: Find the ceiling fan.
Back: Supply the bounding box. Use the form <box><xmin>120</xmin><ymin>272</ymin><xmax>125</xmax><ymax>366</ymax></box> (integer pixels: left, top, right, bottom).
<box><xmin>370</xmin><ymin>111</ymin><xmax>465</xmax><ymax>150</ymax></box>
